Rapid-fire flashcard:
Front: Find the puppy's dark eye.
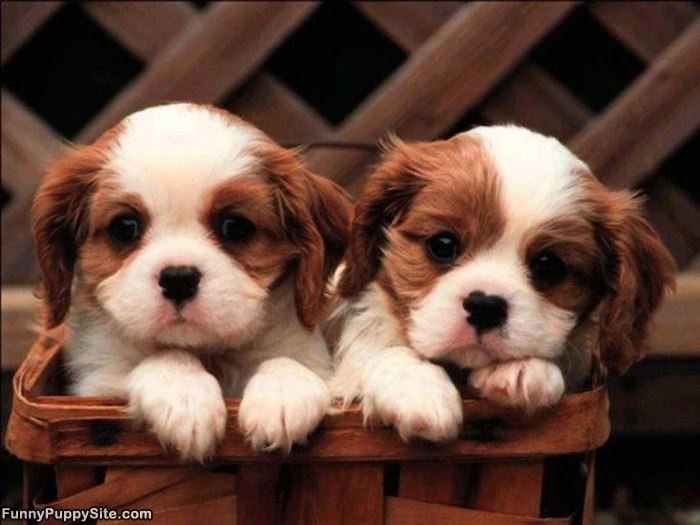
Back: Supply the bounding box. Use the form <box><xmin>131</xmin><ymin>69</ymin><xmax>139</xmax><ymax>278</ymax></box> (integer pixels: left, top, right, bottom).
<box><xmin>217</xmin><ymin>213</ymin><xmax>255</xmax><ymax>242</ymax></box>
<box><xmin>108</xmin><ymin>214</ymin><xmax>141</xmax><ymax>244</ymax></box>
<box><xmin>529</xmin><ymin>250</ymin><xmax>568</xmax><ymax>287</ymax></box>
<box><xmin>427</xmin><ymin>232</ymin><xmax>461</xmax><ymax>263</ymax></box>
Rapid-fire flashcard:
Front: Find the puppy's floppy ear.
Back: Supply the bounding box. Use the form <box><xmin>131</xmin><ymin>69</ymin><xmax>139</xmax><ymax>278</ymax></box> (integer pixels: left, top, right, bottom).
<box><xmin>264</xmin><ymin>145</ymin><xmax>351</xmax><ymax>328</ymax></box>
<box><xmin>594</xmin><ymin>188</ymin><xmax>676</xmax><ymax>374</ymax></box>
<box><xmin>337</xmin><ymin>138</ymin><xmax>425</xmax><ymax>297</ymax></box>
<box><xmin>32</xmin><ymin>144</ymin><xmax>106</xmax><ymax>327</ymax></box>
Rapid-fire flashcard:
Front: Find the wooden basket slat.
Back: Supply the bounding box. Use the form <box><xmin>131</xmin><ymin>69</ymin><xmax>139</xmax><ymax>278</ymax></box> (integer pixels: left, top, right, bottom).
<box><xmin>104</xmin><ymin>494</ymin><xmax>237</xmax><ymax>525</ymax></box>
<box><xmin>35</xmin><ymin>466</ymin><xmax>194</xmax><ymax>509</ymax></box>
<box><xmin>581</xmin><ymin>454</ymin><xmax>596</xmax><ymax>525</ymax></box>
<box><xmin>384</xmin><ymin>496</ymin><xmax>571</xmax><ymax>525</ymax></box>
<box><xmin>284</xmin><ymin>464</ymin><xmax>384</xmax><ymax>525</ymax></box>
<box><xmin>398</xmin><ymin>463</ymin><xmax>470</xmax><ymax>506</ymax></box>
<box><xmin>39</xmin><ymin>467</ymin><xmax>238</xmax><ymax>525</ymax></box>
<box><xmin>105</xmin><ymin>468</ymin><xmax>237</xmax><ymax>511</ymax></box>
<box><xmin>236</xmin><ymin>465</ymin><xmax>281</xmax><ymax>525</ymax></box>
<box><xmin>468</xmin><ymin>461</ymin><xmax>544</xmax><ymax>517</ymax></box>
<box><xmin>54</xmin><ymin>465</ymin><xmax>98</xmax><ymax>499</ymax></box>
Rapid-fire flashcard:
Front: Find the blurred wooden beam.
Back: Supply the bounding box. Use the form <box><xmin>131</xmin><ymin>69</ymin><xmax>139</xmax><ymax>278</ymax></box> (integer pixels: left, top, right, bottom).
<box><xmin>691</xmin><ymin>255</ymin><xmax>700</xmax><ymax>272</ymax></box>
<box><xmin>570</xmin><ymin>19</ymin><xmax>700</xmax><ymax>188</ymax></box>
<box><xmin>484</xmin><ymin>1</ymin><xmax>698</xmax><ymax>141</ymax></box>
<box><xmin>310</xmin><ymin>2</ymin><xmax>577</xmax><ymax>187</ymax></box>
<box><xmin>645</xmin><ymin>180</ymin><xmax>700</xmax><ymax>270</ymax></box>
<box><xmin>357</xmin><ymin>2</ymin><xmax>587</xmax><ymax>143</ymax></box>
<box><xmin>355</xmin><ymin>2</ymin><xmax>459</xmax><ymax>51</ymax></box>
<box><xmin>84</xmin><ymin>1</ymin><xmax>197</xmax><ymax>61</ymax></box>
<box><xmin>0</xmin><ymin>92</ymin><xmax>64</xmax><ymax>193</ymax></box>
<box><xmin>649</xmin><ymin>272</ymin><xmax>700</xmax><ymax>358</ymax></box>
<box><xmin>608</xmin><ymin>359</ymin><xmax>700</xmax><ymax>434</ymax></box>
<box><xmin>77</xmin><ymin>2</ymin><xmax>319</xmax><ymax>143</ymax></box>
<box><xmin>590</xmin><ymin>1</ymin><xmax>698</xmax><ymax>62</ymax></box>
<box><xmin>85</xmin><ymin>1</ymin><xmax>330</xmax><ymax>144</ymax></box>
<box><xmin>1</xmin><ymin>286</ymin><xmax>39</xmax><ymax>371</ymax></box>
<box><xmin>480</xmin><ymin>64</ymin><xmax>592</xmax><ymax>141</ymax></box>
<box><xmin>227</xmin><ymin>74</ymin><xmax>332</xmax><ymax>143</ymax></box>
<box><xmin>1</xmin><ymin>91</ymin><xmax>66</xmax><ymax>284</ymax></box>
<box><xmin>1</xmin><ymin>1</ymin><xmax>62</xmax><ymax>64</ymax></box>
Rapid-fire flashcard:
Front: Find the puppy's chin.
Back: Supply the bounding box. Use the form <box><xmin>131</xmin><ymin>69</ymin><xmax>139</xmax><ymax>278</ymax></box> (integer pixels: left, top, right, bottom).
<box><xmin>151</xmin><ymin>323</ymin><xmax>234</xmax><ymax>354</ymax></box>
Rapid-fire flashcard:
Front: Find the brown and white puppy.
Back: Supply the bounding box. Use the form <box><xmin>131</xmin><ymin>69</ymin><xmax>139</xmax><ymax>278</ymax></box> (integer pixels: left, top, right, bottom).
<box><xmin>331</xmin><ymin>125</ymin><xmax>675</xmax><ymax>442</ymax></box>
<box><xmin>33</xmin><ymin>103</ymin><xmax>350</xmax><ymax>460</ymax></box>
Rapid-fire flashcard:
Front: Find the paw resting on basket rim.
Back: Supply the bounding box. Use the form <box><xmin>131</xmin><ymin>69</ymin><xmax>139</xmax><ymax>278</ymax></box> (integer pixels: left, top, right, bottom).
<box><xmin>469</xmin><ymin>357</ymin><xmax>565</xmax><ymax>412</ymax></box>
<box><xmin>127</xmin><ymin>352</ymin><xmax>227</xmax><ymax>462</ymax></box>
<box><xmin>238</xmin><ymin>357</ymin><xmax>330</xmax><ymax>453</ymax></box>
<box><xmin>361</xmin><ymin>347</ymin><xmax>463</xmax><ymax>442</ymax></box>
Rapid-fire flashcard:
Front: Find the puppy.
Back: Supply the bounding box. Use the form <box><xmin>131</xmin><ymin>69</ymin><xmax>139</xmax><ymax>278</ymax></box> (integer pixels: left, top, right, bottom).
<box><xmin>331</xmin><ymin>125</ymin><xmax>675</xmax><ymax>442</ymax></box>
<box><xmin>32</xmin><ymin>103</ymin><xmax>350</xmax><ymax>460</ymax></box>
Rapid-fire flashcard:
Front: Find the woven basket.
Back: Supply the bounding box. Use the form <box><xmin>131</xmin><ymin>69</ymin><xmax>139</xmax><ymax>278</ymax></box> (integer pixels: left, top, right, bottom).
<box><xmin>6</xmin><ymin>328</ymin><xmax>609</xmax><ymax>524</ymax></box>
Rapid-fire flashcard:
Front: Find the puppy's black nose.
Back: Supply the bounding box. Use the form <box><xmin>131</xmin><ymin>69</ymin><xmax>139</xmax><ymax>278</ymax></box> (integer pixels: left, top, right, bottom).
<box><xmin>463</xmin><ymin>290</ymin><xmax>508</xmax><ymax>333</ymax></box>
<box><xmin>158</xmin><ymin>266</ymin><xmax>201</xmax><ymax>305</ymax></box>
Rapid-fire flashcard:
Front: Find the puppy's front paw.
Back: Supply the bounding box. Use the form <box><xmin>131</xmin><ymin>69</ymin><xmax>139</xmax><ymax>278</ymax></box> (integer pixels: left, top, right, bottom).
<box><xmin>362</xmin><ymin>349</ymin><xmax>463</xmax><ymax>442</ymax></box>
<box><xmin>238</xmin><ymin>358</ymin><xmax>330</xmax><ymax>453</ymax></box>
<box><xmin>128</xmin><ymin>361</ymin><xmax>226</xmax><ymax>462</ymax></box>
<box><xmin>469</xmin><ymin>358</ymin><xmax>565</xmax><ymax>412</ymax></box>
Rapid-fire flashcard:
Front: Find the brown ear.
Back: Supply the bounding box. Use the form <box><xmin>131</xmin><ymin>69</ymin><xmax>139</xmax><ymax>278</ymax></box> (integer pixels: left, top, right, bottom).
<box><xmin>596</xmin><ymin>190</ymin><xmax>676</xmax><ymax>374</ymax></box>
<box><xmin>337</xmin><ymin>139</ymin><xmax>426</xmax><ymax>297</ymax></box>
<box><xmin>32</xmin><ymin>145</ymin><xmax>104</xmax><ymax>327</ymax></box>
<box><xmin>265</xmin><ymin>146</ymin><xmax>351</xmax><ymax>328</ymax></box>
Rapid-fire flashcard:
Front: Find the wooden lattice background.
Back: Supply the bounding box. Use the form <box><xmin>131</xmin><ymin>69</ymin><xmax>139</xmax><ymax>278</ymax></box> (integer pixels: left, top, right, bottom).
<box><xmin>2</xmin><ymin>1</ymin><xmax>699</xmax><ymax>371</ymax></box>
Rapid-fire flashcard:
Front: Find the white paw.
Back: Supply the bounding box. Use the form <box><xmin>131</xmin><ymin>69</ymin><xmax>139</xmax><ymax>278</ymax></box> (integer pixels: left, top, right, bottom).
<box><xmin>469</xmin><ymin>358</ymin><xmax>565</xmax><ymax>412</ymax></box>
<box><xmin>362</xmin><ymin>348</ymin><xmax>463</xmax><ymax>442</ymax></box>
<box><xmin>127</xmin><ymin>358</ymin><xmax>226</xmax><ymax>462</ymax></box>
<box><xmin>238</xmin><ymin>358</ymin><xmax>330</xmax><ymax>453</ymax></box>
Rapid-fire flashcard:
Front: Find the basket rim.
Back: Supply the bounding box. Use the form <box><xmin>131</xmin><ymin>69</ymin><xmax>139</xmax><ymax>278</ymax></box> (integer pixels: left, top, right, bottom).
<box><xmin>6</xmin><ymin>330</ymin><xmax>610</xmax><ymax>465</ymax></box>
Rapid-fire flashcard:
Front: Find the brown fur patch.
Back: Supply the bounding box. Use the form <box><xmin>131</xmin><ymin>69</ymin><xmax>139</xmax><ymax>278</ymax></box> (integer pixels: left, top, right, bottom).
<box><xmin>575</xmin><ymin>172</ymin><xmax>676</xmax><ymax>373</ymax></box>
<box><xmin>79</xmin><ymin>185</ymin><xmax>150</xmax><ymax>301</ymax></box>
<box><xmin>256</xmin><ymin>142</ymin><xmax>351</xmax><ymax>327</ymax></box>
<box><xmin>340</xmin><ymin>134</ymin><xmax>504</xmax><ymax>327</ymax></box>
<box><xmin>206</xmin><ymin>176</ymin><xmax>297</xmax><ymax>290</ymax></box>
<box><xmin>521</xmin><ymin>216</ymin><xmax>607</xmax><ymax>314</ymax></box>
<box><xmin>32</xmin><ymin>123</ymin><xmax>123</xmax><ymax>326</ymax></box>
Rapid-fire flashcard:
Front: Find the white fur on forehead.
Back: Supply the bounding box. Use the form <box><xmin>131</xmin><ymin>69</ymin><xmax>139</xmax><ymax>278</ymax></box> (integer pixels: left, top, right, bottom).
<box><xmin>465</xmin><ymin>125</ymin><xmax>589</xmax><ymax>231</ymax></box>
<box><xmin>106</xmin><ymin>103</ymin><xmax>264</xmax><ymax>190</ymax></box>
